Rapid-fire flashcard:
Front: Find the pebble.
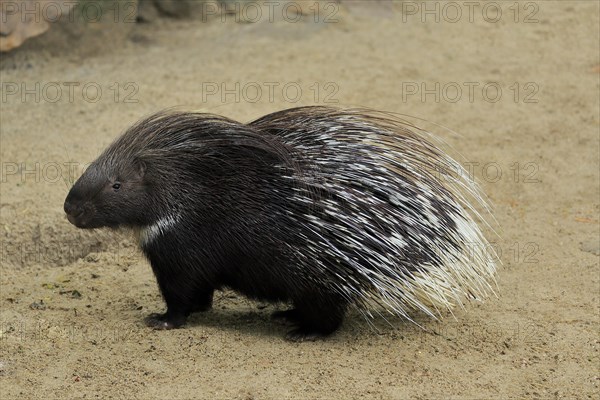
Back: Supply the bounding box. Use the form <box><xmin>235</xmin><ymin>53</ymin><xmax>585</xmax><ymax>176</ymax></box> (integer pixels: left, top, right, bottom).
<box><xmin>580</xmin><ymin>240</ymin><xmax>600</xmax><ymax>256</ymax></box>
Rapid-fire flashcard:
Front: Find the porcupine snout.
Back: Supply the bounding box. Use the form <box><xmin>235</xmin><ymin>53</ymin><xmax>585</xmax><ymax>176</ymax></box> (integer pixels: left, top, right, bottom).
<box><xmin>64</xmin><ymin>188</ymin><xmax>97</xmax><ymax>229</ymax></box>
<box><xmin>64</xmin><ymin>193</ymin><xmax>86</xmax><ymax>226</ymax></box>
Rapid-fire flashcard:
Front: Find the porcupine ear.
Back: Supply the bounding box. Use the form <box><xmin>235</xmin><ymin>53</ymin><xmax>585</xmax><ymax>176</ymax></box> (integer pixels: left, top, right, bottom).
<box><xmin>132</xmin><ymin>157</ymin><xmax>147</xmax><ymax>180</ymax></box>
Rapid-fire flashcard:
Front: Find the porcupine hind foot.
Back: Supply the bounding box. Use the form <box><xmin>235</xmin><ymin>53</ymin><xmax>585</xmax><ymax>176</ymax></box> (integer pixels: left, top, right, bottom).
<box><xmin>283</xmin><ymin>302</ymin><xmax>346</xmax><ymax>342</ymax></box>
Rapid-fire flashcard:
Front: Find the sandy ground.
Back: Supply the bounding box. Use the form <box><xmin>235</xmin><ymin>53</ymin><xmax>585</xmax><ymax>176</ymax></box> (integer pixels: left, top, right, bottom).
<box><xmin>0</xmin><ymin>1</ymin><xmax>599</xmax><ymax>399</ymax></box>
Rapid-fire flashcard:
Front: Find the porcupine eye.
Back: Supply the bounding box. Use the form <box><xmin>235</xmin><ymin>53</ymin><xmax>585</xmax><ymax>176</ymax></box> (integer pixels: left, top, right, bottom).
<box><xmin>112</xmin><ymin>182</ymin><xmax>121</xmax><ymax>191</ymax></box>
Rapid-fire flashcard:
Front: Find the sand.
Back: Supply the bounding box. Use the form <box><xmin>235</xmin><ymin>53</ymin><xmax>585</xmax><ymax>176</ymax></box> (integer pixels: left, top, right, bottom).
<box><xmin>0</xmin><ymin>1</ymin><xmax>599</xmax><ymax>399</ymax></box>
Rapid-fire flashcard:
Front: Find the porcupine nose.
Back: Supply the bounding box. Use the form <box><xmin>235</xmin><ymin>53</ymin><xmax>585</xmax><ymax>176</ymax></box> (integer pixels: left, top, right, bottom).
<box><xmin>64</xmin><ymin>199</ymin><xmax>84</xmax><ymax>223</ymax></box>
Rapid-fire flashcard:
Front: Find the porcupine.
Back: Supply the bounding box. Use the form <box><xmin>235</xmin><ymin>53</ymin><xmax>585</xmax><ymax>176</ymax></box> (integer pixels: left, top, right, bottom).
<box><xmin>63</xmin><ymin>106</ymin><xmax>496</xmax><ymax>341</ymax></box>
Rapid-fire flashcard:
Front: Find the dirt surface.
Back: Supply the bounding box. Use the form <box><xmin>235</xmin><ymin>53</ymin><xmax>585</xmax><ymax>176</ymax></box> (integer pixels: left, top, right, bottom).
<box><xmin>1</xmin><ymin>1</ymin><xmax>599</xmax><ymax>399</ymax></box>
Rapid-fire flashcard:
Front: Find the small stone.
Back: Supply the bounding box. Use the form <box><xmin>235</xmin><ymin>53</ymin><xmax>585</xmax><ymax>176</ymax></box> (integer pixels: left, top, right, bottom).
<box><xmin>580</xmin><ymin>240</ymin><xmax>600</xmax><ymax>256</ymax></box>
<box><xmin>84</xmin><ymin>253</ymin><xmax>100</xmax><ymax>263</ymax></box>
<box><xmin>29</xmin><ymin>300</ymin><xmax>46</xmax><ymax>310</ymax></box>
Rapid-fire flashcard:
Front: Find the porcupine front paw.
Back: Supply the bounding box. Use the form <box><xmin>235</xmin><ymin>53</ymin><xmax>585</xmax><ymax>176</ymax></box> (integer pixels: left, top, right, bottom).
<box><xmin>144</xmin><ymin>312</ymin><xmax>187</xmax><ymax>330</ymax></box>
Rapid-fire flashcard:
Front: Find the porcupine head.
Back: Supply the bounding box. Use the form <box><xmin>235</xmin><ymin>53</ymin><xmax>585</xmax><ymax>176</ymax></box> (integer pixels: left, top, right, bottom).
<box><xmin>64</xmin><ymin>155</ymin><xmax>151</xmax><ymax>230</ymax></box>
